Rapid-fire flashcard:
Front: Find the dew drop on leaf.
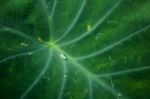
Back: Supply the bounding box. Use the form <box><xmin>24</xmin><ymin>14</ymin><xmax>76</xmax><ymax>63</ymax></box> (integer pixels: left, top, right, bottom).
<box><xmin>117</xmin><ymin>93</ymin><xmax>122</xmax><ymax>99</ymax></box>
<box><xmin>28</xmin><ymin>52</ymin><xmax>33</xmax><ymax>55</ymax></box>
<box><xmin>63</xmin><ymin>75</ymin><xmax>67</xmax><ymax>78</ymax></box>
<box><xmin>38</xmin><ymin>37</ymin><xmax>42</xmax><ymax>42</ymax></box>
<box><xmin>21</xmin><ymin>42</ymin><xmax>28</xmax><ymax>47</ymax></box>
<box><xmin>60</xmin><ymin>53</ymin><xmax>67</xmax><ymax>60</ymax></box>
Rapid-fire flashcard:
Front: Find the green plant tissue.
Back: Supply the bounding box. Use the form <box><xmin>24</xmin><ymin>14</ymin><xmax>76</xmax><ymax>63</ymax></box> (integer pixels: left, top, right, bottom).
<box><xmin>0</xmin><ymin>0</ymin><xmax>150</xmax><ymax>99</ymax></box>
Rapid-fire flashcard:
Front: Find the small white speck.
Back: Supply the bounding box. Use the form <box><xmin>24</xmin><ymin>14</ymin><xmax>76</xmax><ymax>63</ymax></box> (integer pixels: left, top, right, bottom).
<box><xmin>21</xmin><ymin>43</ymin><xmax>28</xmax><ymax>47</ymax></box>
<box><xmin>64</xmin><ymin>75</ymin><xmax>67</xmax><ymax>78</ymax></box>
<box><xmin>38</xmin><ymin>37</ymin><xmax>42</xmax><ymax>41</ymax></box>
<box><xmin>118</xmin><ymin>93</ymin><xmax>122</xmax><ymax>97</ymax></box>
<box><xmin>60</xmin><ymin>53</ymin><xmax>67</xmax><ymax>60</ymax></box>
<box><xmin>28</xmin><ymin>53</ymin><xmax>33</xmax><ymax>55</ymax></box>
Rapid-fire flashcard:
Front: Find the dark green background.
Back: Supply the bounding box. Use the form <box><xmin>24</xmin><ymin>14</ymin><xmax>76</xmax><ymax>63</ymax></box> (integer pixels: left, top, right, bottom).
<box><xmin>0</xmin><ymin>0</ymin><xmax>150</xmax><ymax>99</ymax></box>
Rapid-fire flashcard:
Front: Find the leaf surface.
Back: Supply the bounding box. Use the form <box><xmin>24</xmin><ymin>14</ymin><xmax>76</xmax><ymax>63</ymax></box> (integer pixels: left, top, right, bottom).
<box><xmin>0</xmin><ymin>0</ymin><xmax>150</xmax><ymax>99</ymax></box>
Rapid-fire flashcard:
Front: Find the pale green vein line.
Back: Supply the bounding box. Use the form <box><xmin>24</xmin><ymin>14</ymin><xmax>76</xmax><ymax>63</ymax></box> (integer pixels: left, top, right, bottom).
<box><xmin>75</xmin><ymin>24</ymin><xmax>150</xmax><ymax>60</ymax></box>
<box><xmin>94</xmin><ymin>78</ymin><xmax>126</xmax><ymax>98</ymax></box>
<box><xmin>59</xmin><ymin>0</ymin><xmax>122</xmax><ymax>46</ymax></box>
<box><xmin>58</xmin><ymin>60</ymin><xmax>67</xmax><ymax>99</ymax></box>
<box><xmin>98</xmin><ymin>65</ymin><xmax>150</xmax><ymax>78</ymax></box>
<box><xmin>0</xmin><ymin>47</ymin><xmax>44</xmax><ymax>64</ymax></box>
<box><xmin>53</xmin><ymin>45</ymin><xmax>92</xmax><ymax>76</ymax></box>
<box><xmin>38</xmin><ymin>0</ymin><xmax>51</xmax><ymax>35</ymax></box>
<box><xmin>38</xmin><ymin>0</ymin><xmax>49</xmax><ymax>17</ymax></box>
<box><xmin>49</xmin><ymin>0</ymin><xmax>58</xmax><ymax>39</ymax></box>
<box><xmin>50</xmin><ymin>0</ymin><xmax>57</xmax><ymax>19</ymax></box>
<box><xmin>88</xmin><ymin>78</ymin><xmax>93</xmax><ymax>99</ymax></box>
<box><xmin>55</xmin><ymin>0</ymin><xmax>87</xmax><ymax>42</ymax></box>
<box><xmin>0</xmin><ymin>26</ymin><xmax>37</xmax><ymax>43</ymax></box>
<box><xmin>54</xmin><ymin>39</ymin><xmax>125</xmax><ymax>98</ymax></box>
<box><xmin>20</xmin><ymin>50</ymin><xmax>53</xmax><ymax>99</ymax></box>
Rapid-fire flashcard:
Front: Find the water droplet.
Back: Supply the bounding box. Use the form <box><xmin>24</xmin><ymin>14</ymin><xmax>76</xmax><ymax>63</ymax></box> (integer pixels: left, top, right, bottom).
<box><xmin>118</xmin><ymin>93</ymin><xmax>122</xmax><ymax>97</ymax></box>
<box><xmin>64</xmin><ymin>75</ymin><xmax>67</xmax><ymax>78</ymax></box>
<box><xmin>21</xmin><ymin>43</ymin><xmax>28</xmax><ymax>47</ymax></box>
<box><xmin>60</xmin><ymin>53</ymin><xmax>67</xmax><ymax>60</ymax></box>
<box><xmin>38</xmin><ymin>37</ymin><xmax>42</xmax><ymax>42</ymax></box>
<box><xmin>28</xmin><ymin>52</ymin><xmax>33</xmax><ymax>55</ymax></box>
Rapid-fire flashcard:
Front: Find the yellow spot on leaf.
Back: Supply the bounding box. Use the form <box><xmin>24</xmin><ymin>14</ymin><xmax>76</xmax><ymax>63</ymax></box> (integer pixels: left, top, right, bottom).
<box><xmin>87</xmin><ymin>24</ymin><xmax>92</xmax><ymax>32</ymax></box>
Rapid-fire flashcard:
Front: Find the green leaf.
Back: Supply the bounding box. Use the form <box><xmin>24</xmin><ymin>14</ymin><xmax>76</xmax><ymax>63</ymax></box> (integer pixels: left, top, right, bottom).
<box><xmin>0</xmin><ymin>0</ymin><xmax>150</xmax><ymax>99</ymax></box>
